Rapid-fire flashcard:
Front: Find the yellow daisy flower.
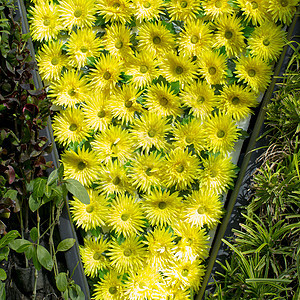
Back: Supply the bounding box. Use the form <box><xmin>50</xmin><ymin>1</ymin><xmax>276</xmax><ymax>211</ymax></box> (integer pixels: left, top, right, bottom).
<box><xmin>49</xmin><ymin>69</ymin><xmax>89</xmax><ymax>107</ymax></box>
<box><xmin>159</xmin><ymin>52</ymin><xmax>198</xmax><ymax>85</ymax></box>
<box><xmin>183</xmin><ymin>188</ymin><xmax>223</xmax><ymax>228</ymax></box>
<box><xmin>69</xmin><ymin>189</ymin><xmax>108</xmax><ymax>230</ymax></box>
<box><xmin>97</xmin><ymin>0</ymin><xmax>133</xmax><ymax>24</ymax></box>
<box><xmin>108</xmin><ymin>193</ymin><xmax>145</xmax><ymax>237</ymax></box>
<box><xmin>130</xmin><ymin>112</ymin><xmax>172</xmax><ymax>153</ymax></box>
<box><xmin>172</xmin><ymin>118</ymin><xmax>207</xmax><ymax>154</ymax></box>
<box><xmin>167</xmin><ymin>0</ymin><xmax>201</xmax><ymax>22</ymax></box>
<box><xmin>234</xmin><ymin>55</ymin><xmax>272</xmax><ymax>93</ymax></box>
<box><xmin>204</xmin><ymin>113</ymin><xmax>239</xmax><ymax>154</ymax></box>
<box><xmin>108</xmin><ymin>84</ymin><xmax>143</xmax><ymax>124</ymax></box>
<box><xmin>79</xmin><ymin>237</ymin><xmax>110</xmax><ymax>277</ymax></box>
<box><xmin>152</xmin><ymin>284</ymin><xmax>191</xmax><ymax>300</ymax></box>
<box><xmin>88</xmin><ymin>54</ymin><xmax>123</xmax><ymax>91</ymax></box>
<box><xmin>268</xmin><ymin>0</ymin><xmax>298</xmax><ymax>25</ymax></box>
<box><xmin>36</xmin><ymin>40</ymin><xmax>68</xmax><ymax>81</ymax></box>
<box><xmin>61</xmin><ymin>146</ymin><xmax>100</xmax><ymax>187</ymax></box>
<box><xmin>52</xmin><ymin>107</ymin><xmax>90</xmax><ymax>146</ymax></box>
<box><xmin>213</xmin><ymin>14</ymin><xmax>246</xmax><ymax>57</ymax></box>
<box><xmin>97</xmin><ymin>159</ymin><xmax>134</xmax><ymax>195</ymax></box>
<box><xmin>144</xmin><ymin>83</ymin><xmax>182</xmax><ymax>117</ymax></box>
<box><xmin>131</xmin><ymin>0</ymin><xmax>165</xmax><ymax>21</ymax></box>
<box><xmin>101</xmin><ymin>23</ymin><xmax>132</xmax><ymax>61</ymax></box>
<box><xmin>128</xmin><ymin>152</ymin><xmax>164</xmax><ymax>193</ymax></box>
<box><xmin>202</xmin><ymin>0</ymin><xmax>234</xmax><ymax>20</ymax></box>
<box><xmin>92</xmin><ymin>270</ymin><xmax>125</xmax><ymax>300</ymax></box>
<box><xmin>108</xmin><ymin>236</ymin><xmax>147</xmax><ymax>274</ymax></box>
<box><xmin>163</xmin><ymin>148</ymin><xmax>200</xmax><ymax>190</ymax></box>
<box><xmin>218</xmin><ymin>83</ymin><xmax>258</xmax><ymax>120</ymax></box>
<box><xmin>137</xmin><ymin>21</ymin><xmax>175</xmax><ymax>56</ymax></box>
<box><xmin>198</xmin><ymin>154</ymin><xmax>237</xmax><ymax>194</ymax></box>
<box><xmin>198</xmin><ymin>50</ymin><xmax>227</xmax><ymax>86</ymax></box>
<box><xmin>177</xmin><ymin>19</ymin><xmax>213</xmax><ymax>57</ymax></box>
<box><xmin>127</xmin><ymin>51</ymin><xmax>159</xmax><ymax>88</ymax></box>
<box><xmin>144</xmin><ymin>227</ymin><xmax>176</xmax><ymax>271</ymax></box>
<box><xmin>180</xmin><ymin>81</ymin><xmax>218</xmax><ymax>120</ymax></box>
<box><xmin>82</xmin><ymin>91</ymin><xmax>112</xmax><ymax>132</ymax></box>
<box><xmin>91</xmin><ymin>125</ymin><xmax>135</xmax><ymax>163</ymax></box>
<box><xmin>236</xmin><ymin>0</ymin><xmax>268</xmax><ymax>25</ymax></box>
<box><xmin>142</xmin><ymin>188</ymin><xmax>183</xmax><ymax>227</ymax></box>
<box><xmin>248</xmin><ymin>21</ymin><xmax>287</xmax><ymax>62</ymax></box>
<box><xmin>66</xmin><ymin>28</ymin><xmax>102</xmax><ymax>69</ymax></box>
<box><xmin>59</xmin><ymin>0</ymin><xmax>97</xmax><ymax>31</ymax></box>
<box><xmin>29</xmin><ymin>1</ymin><xmax>63</xmax><ymax>42</ymax></box>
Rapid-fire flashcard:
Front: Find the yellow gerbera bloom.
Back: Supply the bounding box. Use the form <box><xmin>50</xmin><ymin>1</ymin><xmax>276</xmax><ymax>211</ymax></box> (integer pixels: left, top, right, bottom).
<box><xmin>202</xmin><ymin>0</ymin><xmax>233</xmax><ymax>20</ymax></box>
<box><xmin>142</xmin><ymin>188</ymin><xmax>182</xmax><ymax>227</ymax></box>
<box><xmin>61</xmin><ymin>146</ymin><xmax>100</xmax><ymax>187</ymax></box>
<box><xmin>144</xmin><ymin>83</ymin><xmax>182</xmax><ymax>117</ymax></box>
<box><xmin>268</xmin><ymin>0</ymin><xmax>298</xmax><ymax>25</ymax></box>
<box><xmin>198</xmin><ymin>154</ymin><xmax>237</xmax><ymax>194</ymax></box>
<box><xmin>88</xmin><ymin>54</ymin><xmax>123</xmax><ymax>91</ymax></box>
<box><xmin>235</xmin><ymin>55</ymin><xmax>272</xmax><ymax>93</ymax></box>
<box><xmin>97</xmin><ymin>159</ymin><xmax>134</xmax><ymax>195</ymax></box>
<box><xmin>236</xmin><ymin>0</ymin><xmax>268</xmax><ymax>25</ymax></box>
<box><xmin>97</xmin><ymin>0</ymin><xmax>133</xmax><ymax>23</ymax></box>
<box><xmin>52</xmin><ymin>107</ymin><xmax>90</xmax><ymax>146</ymax></box>
<box><xmin>108</xmin><ymin>84</ymin><xmax>143</xmax><ymax>124</ymax></box>
<box><xmin>108</xmin><ymin>193</ymin><xmax>145</xmax><ymax>237</ymax></box>
<box><xmin>92</xmin><ymin>270</ymin><xmax>125</xmax><ymax>300</ymax></box>
<box><xmin>91</xmin><ymin>125</ymin><xmax>135</xmax><ymax>163</ymax></box>
<box><xmin>172</xmin><ymin>118</ymin><xmax>207</xmax><ymax>154</ymax></box>
<box><xmin>130</xmin><ymin>112</ymin><xmax>172</xmax><ymax>153</ymax></box>
<box><xmin>198</xmin><ymin>50</ymin><xmax>227</xmax><ymax>86</ymax></box>
<box><xmin>29</xmin><ymin>1</ymin><xmax>63</xmax><ymax>42</ymax></box>
<box><xmin>183</xmin><ymin>188</ymin><xmax>223</xmax><ymax>228</ymax></box>
<box><xmin>218</xmin><ymin>83</ymin><xmax>258</xmax><ymax>120</ymax></box>
<box><xmin>180</xmin><ymin>81</ymin><xmax>218</xmax><ymax>120</ymax></box>
<box><xmin>108</xmin><ymin>236</ymin><xmax>147</xmax><ymax>274</ymax></box>
<box><xmin>137</xmin><ymin>21</ymin><xmax>175</xmax><ymax>56</ymax></box>
<box><xmin>163</xmin><ymin>148</ymin><xmax>200</xmax><ymax>190</ymax></box>
<box><xmin>177</xmin><ymin>19</ymin><xmax>213</xmax><ymax>57</ymax></box>
<box><xmin>128</xmin><ymin>152</ymin><xmax>164</xmax><ymax>193</ymax></box>
<box><xmin>213</xmin><ymin>14</ymin><xmax>246</xmax><ymax>57</ymax></box>
<box><xmin>167</xmin><ymin>0</ymin><xmax>201</xmax><ymax>22</ymax></box>
<box><xmin>131</xmin><ymin>0</ymin><xmax>165</xmax><ymax>21</ymax></box>
<box><xmin>69</xmin><ymin>189</ymin><xmax>108</xmax><ymax>230</ymax></box>
<box><xmin>79</xmin><ymin>237</ymin><xmax>110</xmax><ymax>277</ymax></box>
<box><xmin>66</xmin><ymin>28</ymin><xmax>102</xmax><ymax>69</ymax></box>
<box><xmin>49</xmin><ymin>69</ymin><xmax>89</xmax><ymax>107</ymax></box>
<box><xmin>127</xmin><ymin>51</ymin><xmax>159</xmax><ymax>88</ymax></box>
<box><xmin>159</xmin><ymin>52</ymin><xmax>198</xmax><ymax>85</ymax></box>
<box><xmin>36</xmin><ymin>40</ymin><xmax>68</xmax><ymax>81</ymax></box>
<box><xmin>204</xmin><ymin>113</ymin><xmax>239</xmax><ymax>155</ymax></box>
<box><xmin>248</xmin><ymin>21</ymin><xmax>286</xmax><ymax>62</ymax></box>
<box><xmin>59</xmin><ymin>0</ymin><xmax>97</xmax><ymax>31</ymax></box>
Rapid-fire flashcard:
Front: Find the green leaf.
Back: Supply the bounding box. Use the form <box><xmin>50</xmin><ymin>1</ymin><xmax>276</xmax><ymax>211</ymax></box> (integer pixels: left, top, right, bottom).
<box><xmin>9</xmin><ymin>239</ymin><xmax>32</xmax><ymax>253</ymax></box>
<box><xmin>29</xmin><ymin>195</ymin><xmax>41</xmax><ymax>212</ymax></box>
<box><xmin>64</xmin><ymin>179</ymin><xmax>90</xmax><ymax>204</ymax></box>
<box><xmin>33</xmin><ymin>178</ymin><xmax>46</xmax><ymax>198</ymax></box>
<box><xmin>0</xmin><ymin>230</ymin><xmax>20</xmax><ymax>248</ymax></box>
<box><xmin>47</xmin><ymin>169</ymin><xmax>58</xmax><ymax>186</ymax></box>
<box><xmin>56</xmin><ymin>272</ymin><xmax>68</xmax><ymax>292</ymax></box>
<box><xmin>32</xmin><ymin>246</ymin><xmax>41</xmax><ymax>271</ymax></box>
<box><xmin>44</xmin><ymin>184</ymin><xmax>52</xmax><ymax>198</ymax></box>
<box><xmin>30</xmin><ymin>227</ymin><xmax>38</xmax><ymax>242</ymax></box>
<box><xmin>0</xmin><ymin>246</ymin><xmax>9</xmax><ymax>261</ymax></box>
<box><xmin>25</xmin><ymin>244</ymin><xmax>35</xmax><ymax>260</ymax></box>
<box><xmin>0</xmin><ymin>269</ymin><xmax>6</xmax><ymax>281</ymax></box>
<box><xmin>37</xmin><ymin>245</ymin><xmax>54</xmax><ymax>271</ymax></box>
<box><xmin>0</xmin><ymin>281</ymin><xmax>5</xmax><ymax>299</ymax></box>
<box><xmin>3</xmin><ymin>190</ymin><xmax>18</xmax><ymax>201</ymax></box>
<box><xmin>58</xmin><ymin>164</ymin><xmax>64</xmax><ymax>181</ymax></box>
<box><xmin>57</xmin><ymin>238</ymin><xmax>75</xmax><ymax>252</ymax></box>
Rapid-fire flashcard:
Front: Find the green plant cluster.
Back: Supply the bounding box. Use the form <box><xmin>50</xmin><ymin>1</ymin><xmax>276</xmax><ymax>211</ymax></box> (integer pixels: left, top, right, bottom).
<box><xmin>205</xmin><ymin>43</ymin><xmax>300</xmax><ymax>299</ymax></box>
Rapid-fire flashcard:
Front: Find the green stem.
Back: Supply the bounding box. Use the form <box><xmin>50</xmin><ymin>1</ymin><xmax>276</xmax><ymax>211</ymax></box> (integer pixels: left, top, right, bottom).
<box><xmin>32</xmin><ymin>209</ymin><xmax>40</xmax><ymax>300</ymax></box>
<box><xmin>49</xmin><ymin>204</ymin><xmax>58</xmax><ymax>277</ymax></box>
<box><xmin>19</xmin><ymin>206</ymin><xmax>29</xmax><ymax>268</ymax></box>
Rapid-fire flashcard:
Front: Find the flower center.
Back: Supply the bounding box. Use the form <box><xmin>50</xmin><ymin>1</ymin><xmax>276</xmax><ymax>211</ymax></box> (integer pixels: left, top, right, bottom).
<box><xmin>225</xmin><ymin>30</ymin><xmax>233</xmax><ymax>39</ymax></box>
<box><xmin>281</xmin><ymin>0</ymin><xmax>288</xmax><ymax>6</ymax></box>
<box><xmin>191</xmin><ymin>35</ymin><xmax>199</xmax><ymax>44</ymax></box>
<box><xmin>93</xmin><ymin>252</ymin><xmax>102</xmax><ymax>260</ymax></box>
<box><xmin>51</xmin><ymin>57</ymin><xmax>59</xmax><ymax>65</ymax></box>
<box><xmin>248</xmin><ymin>69</ymin><xmax>256</xmax><ymax>77</ymax></box>
<box><xmin>176</xmin><ymin>164</ymin><xmax>184</xmax><ymax>173</ymax></box>
<box><xmin>68</xmin><ymin>88</ymin><xmax>76</xmax><ymax>97</ymax></box>
<box><xmin>208</xmin><ymin>67</ymin><xmax>217</xmax><ymax>75</ymax></box>
<box><xmin>113</xmin><ymin>176</ymin><xmax>121</xmax><ymax>185</ymax></box>
<box><xmin>210</xmin><ymin>169</ymin><xmax>218</xmax><ymax>177</ymax></box>
<box><xmin>175</xmin><ymin>66</ymin><xmax>183</xmax><ymax>75</ymax></box>
<box><xmin>145</xmin><ymin>167</ymin><xmax>152</xmax><ymax>176</ymax></box>
<box><xmin>103</xmin><ymin>71</ymin><xmax>111</xmax><ymax>80</ymax></box>
<box><xmin>121</xmin><ymin>213</ymin><xmax>129</xmax><ymax>221</ymax></box>
<box><xmin>158</xmin><ymin>201</ymin><xmax>167</xmax><ymax>209</ymax></box>
<box><xmin>263</xmin><ymin>39</ymin><xmax>270</xmax><ymax>46</ymax></box>
<box><xmin>109</xmin><ymin>287</ymin><xmax>117</xmax><ymax>295</ymax></box>
<box><xmin>197</xmin><ymin>206</ymin><xmax>204</xmax><ymax>214</ymax></box>
<box><xmin>187</xmin><ymin>238</ymin><xmax>193</xmax><ymax>245</ymax></box>
<box><xmin>113</xmin><ymin>2</ymin><xmax>120</xmax><ymax>8</ymax></box>
<box><xmin>43</xmin><ymin>19</ymin><xmax>50</xmax><ymax>26</ymax></box>
<box><xmin>148</xmin><ymin>129</ymin><xmax>156</xmax><ymax>137</ymax></box>
<box><xmin>69</xmin><ymin>123</ymin><xmax>78</xmax><ymax>131</ymax></box>
<box><xmin>180</xmin><ymin>1</ymin><xmax>188</xmax><ymax>8</ymax></box>
<box><xmin>74</xmin><ymin>8</ymin><xmax>82</xmax><ymax>18</ymax></box>
<box><xmin>143</xmin><ymin>1</ymin><xmax>151</xmax><ymax>8</ymax></box>
<box><xmin>251</xmin><ymin>1</ymin><xmax>258</xmax><ymax>9</ymax></box>
<box><xmin>231</xmin><ymin>97</ymin><xmax>240</xmax><ymax>105</ymax></box>
<box><xmin>153</xmin><ymin>36</ymin><xmax>161</xmax><ymax>45</ymax></box>
<box><xmin>217</xmin><ymin>130</ymin><xmax>225</xmax><ymax>138</ymax></box>
<box><xmin>182</xmin><ymin>269</ymin><xmax>189</xmax><ymax>277</ymax></box>
<box><xmin>215</xmin><ymin>0</ymin><xmax>222</xmax><ymax>8</ymax></box>
<box><xmin>185</xmin><ymin>137</ymin><xmax>193</xmax><ymax>144</ymax></box>
<box><xmin>123</xmin><ymin>248</ymin><xmax>132</xmax><ymax>257</ymax></box>
<box><xmin>197</xmin><ymin>96</ymin><xmax>205</xmax><ymax>103</ymax></box>
<box><xmin>80</xmin><ymin>46</ymin><xmax>88</xmax><ymax>53</ymax></box>
<box><xmin>115</xmin><ymin>40</ymin><xmax>123</xmax><ymax>49</ymax></box>
<box><xmin>125</xmin><ymin>100</ymin><xmax>133</xmax><ymax>108</ymax></box>
<box><xmin>159</xmin><ymin>97</ymin><xmax>168</xmax><ymax>106</ymax></box>
<box><xmin>86</xmin><ymin>204</ymin><xmax>94</xmax><ymax>213</ymax></box>
<box><xmin>140</xmin><ymin>65</ymin><xmax>148</xmax><ymax>73</ymax></box>
<box><xmin>78</xmin><ymin>161</ymin><xmax>86</xmax><ymax>170</ymax></box>
<box><xmin>98</xmin><ymin>110</ymin><xmax>106</xmax><ymax>118</ymax></box>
